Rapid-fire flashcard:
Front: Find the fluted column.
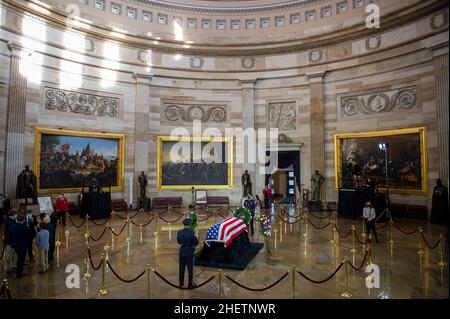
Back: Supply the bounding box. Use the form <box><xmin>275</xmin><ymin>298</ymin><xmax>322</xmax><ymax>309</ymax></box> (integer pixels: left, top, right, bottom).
<box><xmin>4</xmin><ymin>42</ymin><xmax>28</xmax><ymax>204</ymax></box>
<box><xmin>133</xmin><ymin>72</ymin><xmax>152</xmax><ymax>206</ymax></box>
<box><xmin>239</xmin><ymin>79</ymin><xmax>257</xmax><ymax>195</ymax></box>
<box><xmin>433</xmin><ymin>48</ymin><xmax>449</xmax><ymax>187</ymax></box>
<box><xmin>307</xmin><ymin>71</ymin><xmax>326</xmax><ymax>199</ymax></box>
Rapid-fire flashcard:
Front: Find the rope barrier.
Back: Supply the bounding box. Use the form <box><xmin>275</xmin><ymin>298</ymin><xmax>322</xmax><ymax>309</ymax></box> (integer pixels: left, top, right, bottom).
<box><xmin>309</xmin><ymin>211</ymin><xmax>333</xmax><ymax>220</ymax></box>
<box><xmin>0</xmin><ymin>280</ymin><xmax>12</xmax><ymax>299</ymax></box>
<box><xmin>68</xmin><ymin>215</ymin><xmax>87</xmax><ymax>228</ymax></box>
<box><xmin>297</xmin><ymin>262</ymin><xmax>344</xmax><ymax>284</ymax></box>
<box><xmin>158</xmin><ymin>214</ymin><xmax>185</xmax><ymax>223</ymax></box>
<box><xmin>106</xmin><ymin>261</ymin><xmax>147</xmax><ymax>283</ymax></box>
<box><xmin>224</xmin><ymin>272</ymin><xmax>289</xmax><ymax>292</ymax></box>
<box><xmin>108</xmin><ymin>221</ymin><xmax>128</xmax><ymax>237</ymax></box>
<box><xmin>333</xmin><ymin>224</ymin><xmax>353</xmax><ymax>238</ymax></box>
<box><xmin>114</xmin><ymin>212</ymin><xmax>129</xmax><ymax>220</ymax></box>
<box><xmin>0</xmin><ymin>244</ymin><xmax>5</xmax><ymax>260</ymax></box>
<box><xmin>348</xmin><ymin>249</ymin><xmax>370</xmax><ymax>271</ymax></box>
<box><xmin>89</xmin><ymin>227</ymin><xmax>108</xmax><ymax>242</ymax></box>
<box><xmin>420</xmin><ymin>232</ymin><xmax>442</xmax><ymax>250</ymax></box>
<box><xmin>130</xmin><ymin>216</ymin><xmax>155</xmax><ymax>227</ymax></box>
<box><xmin>375</xmin><ymin>220</ymin><xmax>390</xmax><ymax>229</ymax></box>
<box><xmin>87</xmin><ymin>247</ymin><xmax>104</xmax><ymax>270</ymax></box>
<box><xmin>89</xmin><ymin>218</ymin><xmax>110</xmax><ymax>226</ymax></box>
<box><xmin>152</xmin><ymin>269</ymin><xmax>216</xmax><ymax>290</ymax></box>
<box><xmin>307</xmin><ymin>219</ymin><xmax>331</xmax><ymax>230</ymax></box>
<box><xmin>281</xmin><ymin>207</ymin><xmax>304</xmax><ymax>219</ymax></box>
<box><xmin>394</xmin><ymin>223</ymin><xmax>421</xmax><ymax>235</ymax></box>
<box><xmin>278</xmin><ymin>213</ymin><xmax>302</xmax><ymax>224</ymax></box>
<box><xmin>353</xmin><ymin>231</ymin><xmax>371</xmax><ymax>244</ymax></box>
<box><xmin>197</xmin><ymin>213</ymin><xmax>214</xmax><ymax>222</ymax></box>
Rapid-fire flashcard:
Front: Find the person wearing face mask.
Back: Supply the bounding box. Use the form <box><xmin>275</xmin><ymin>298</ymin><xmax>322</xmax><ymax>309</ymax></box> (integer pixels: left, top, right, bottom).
<box><xmin>362</xmin><ymin>201</ymin><xmax>379</xmax><ymax>243</ymax></box>
<box><xmin>55</xmin><ymin>193</ymin><xmax>68</xmax><ymax>226</ymax></box>
<box><xmin>3</xmin><ymin>210</ymin><xmax>18</xmax><ymax>273</ymax></box>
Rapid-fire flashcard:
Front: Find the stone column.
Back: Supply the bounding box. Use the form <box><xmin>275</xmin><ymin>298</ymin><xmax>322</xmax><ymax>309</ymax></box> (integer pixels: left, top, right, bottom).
<box><xmin>239</xmin><ymin>79</ymin><xmax>257</xmax><ymax>198</ymax></box>
<box><xmin>4</xmin><ymin>42</ymin><xmax>28</xmax><ymax>205</ymax></box>
<box><xmin>133</xmin><ymin>72</ymin><xmax>152</xmax><ymax>208</ymax></box>
<box><xmin>307</xmin><ymin>71</ymin><xmax>326</xmax><ymax>200</ymax></box>
<box><xmin>432</xmin><ymin>47</ymin><xmax>449</xmax><ymax>187</ymax></box>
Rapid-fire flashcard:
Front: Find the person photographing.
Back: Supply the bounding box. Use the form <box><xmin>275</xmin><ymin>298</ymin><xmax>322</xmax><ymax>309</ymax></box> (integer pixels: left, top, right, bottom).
<box><xmin>177</xmin><ymin>218</ymin><xmax>199</xmax><ymax>288</ymax></box>
<box><xmin>362</xmin><ymin>201</ymin><xmax>379</xmax><ymax>243</ymax></box>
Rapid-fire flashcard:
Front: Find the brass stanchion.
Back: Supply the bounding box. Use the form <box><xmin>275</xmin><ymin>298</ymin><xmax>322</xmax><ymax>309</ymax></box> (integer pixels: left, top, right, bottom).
<box><xmin>389</xmin><ymin>219</ymin><xmax>394</xmax><ymax>245</ymax></box>
<box><xmin>111</xmin><ymin>228</ymin><xmax>115</xmax><ymax>250</ymax></box>
<box><xmin>330</xmin><ymin>221</ymin><xmax>336</xmax><ymax>245</ymax></box>
<box><xmin>438</xmin><ymin>234</ymin><xmax>447</xmax><ymax>268</ymax></box>
<box><xmin>55</xmin><ymin>241</ymin><xmax>61</xmax><ymax>268</ymax></box>
<box><xmin>341</xmin><ymin>259</ymin><xmax>352</xmax><ymax>299</ymax></box>
<box><xmin>291</xmin><ymin>266</ymin><xmax>296</xmax><ymax>299</ymax></box>
<box><xmin>350</xmin><ymin>225</ymin><xmax>356</xmax><ymax>266</ymax></box>
<box><xmin>65</xmin><ymin>230</ymin><xmax>69</xmax><ymax>254</ymax></box>
<box><xmin>139</xmin><ymin>226</ymin><xmax>143</xmax><ymax>244</ymax></box>
<box><xmin>85</xmin><ymin>214</ymin><xmax>90</xmax><ymax>236</ymax></box>
<box><xmin>169</xmin><ymin>222</ymin><xmax>172</xmax><ymax>240</ymax></box>
<box><xmin>418</xmin><ymin>227</ymin><xmax>424</xmax><ymax>272</ymax></box>
<box><xmin>361</xmin><ymin>218</ymin><xmax>367</xmax><ymax>240</ymax></box>
<box><xmin>126</xmin><ymin>236</ymin><xmax>131</xmax><ymax>256</ymax></box>
<box><xmin>274</xmin><ymin>229</ymin><xmax>278</xmax><ymax>250</ymax></box>
<box><xmin>303</xmin><ymin>210</ymin><xmax>308</xmax><ymax>238</ymax></box>
<box><xmin>218</xmin><ymin>269</ymin><xmax>223</xmax><ymax>297</ymax></box>
<box><xmin>104</xmin><ymin>245</ymin><xmax>110</xmax><ymax>272</ymax></box>
<box><xmin>97</xmin><ymin>254</ymin><xmax>108</xmax><ymax>296</ymax></box>
<box><xmin>147</xmin><ymin>264</ymin><xmax>152</xmax><ymax>297</ymax></box>
<box><xmin>83</xmin><ymin>257</ymin><xmax>91</xmax><ymax>281</ymax></box>
<box><xmin>127</xmin><ymin>217</ymin><xmax>131</xmax><ymax>239</ymax></box>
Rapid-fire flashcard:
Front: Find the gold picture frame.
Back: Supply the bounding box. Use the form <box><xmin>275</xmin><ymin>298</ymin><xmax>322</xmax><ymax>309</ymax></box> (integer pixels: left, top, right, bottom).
<box><xmin>157</xmin><ymin>136</ymin><xmax>233</xmax><ymax>189</ymax></box>
<box><xmin>334</xmin><ymin>127</ymin><xmax>427</xmax><ymax>195</ymax></box>
<box><xmin>34</xmin><ymin>127</ymin><xmax>125</xmax><ymax>194</ymax></box>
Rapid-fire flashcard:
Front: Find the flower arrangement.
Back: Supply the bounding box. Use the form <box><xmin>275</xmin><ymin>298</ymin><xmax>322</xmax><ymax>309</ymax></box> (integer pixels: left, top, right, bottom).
<box><xmin>257</xmin><ymin>215</ymin><xmax>272</xmax><ymax>237</ymax></box>
<box><xmin>233</xmin><ymin>206</ymin><xmax>252</xmax><ymax>225</ymax></box>
<box><xmin>189</xmin><ymin>211</ymin><xmax>198</xmax><ymax>232</ymax></box>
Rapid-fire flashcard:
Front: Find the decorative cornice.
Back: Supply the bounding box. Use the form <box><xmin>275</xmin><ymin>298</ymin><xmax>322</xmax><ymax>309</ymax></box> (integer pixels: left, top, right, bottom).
<box><xmin>127</xmin><ymin>0</ymin><xmax>327</xmax><ymax>16</ymax></box>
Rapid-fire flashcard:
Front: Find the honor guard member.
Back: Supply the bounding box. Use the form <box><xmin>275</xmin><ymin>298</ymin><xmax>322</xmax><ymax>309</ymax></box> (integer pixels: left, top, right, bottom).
<box><xmin>177</xmin><ymin>218</ymin><xmax>199</xmax><ymax>288</ymax></box>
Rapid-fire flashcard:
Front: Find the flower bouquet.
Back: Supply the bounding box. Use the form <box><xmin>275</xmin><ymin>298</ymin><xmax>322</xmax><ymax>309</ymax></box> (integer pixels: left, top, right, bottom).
<box><xmin>189</xmin><ymin>211</ymin><xmax>198</xmax><ymax>233</ymax></box>
<box><xmin>257</xmin><ymin>214</ymin><xmax>272</xmax><ymax>262</ymax></box>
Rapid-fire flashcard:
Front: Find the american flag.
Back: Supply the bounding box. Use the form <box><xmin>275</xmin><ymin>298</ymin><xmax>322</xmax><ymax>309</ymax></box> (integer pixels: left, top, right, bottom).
<box><xmin>205</xmin><ymin>217</ymin><xmax>248</xmax><ymax>248</ymax></box>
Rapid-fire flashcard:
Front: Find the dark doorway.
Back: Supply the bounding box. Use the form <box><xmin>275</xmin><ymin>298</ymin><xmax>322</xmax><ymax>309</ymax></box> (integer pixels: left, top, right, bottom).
<box><xmin>265</xmin><ymin>150</ymin><xmax>301</xmax><ymax>192</ymax></box>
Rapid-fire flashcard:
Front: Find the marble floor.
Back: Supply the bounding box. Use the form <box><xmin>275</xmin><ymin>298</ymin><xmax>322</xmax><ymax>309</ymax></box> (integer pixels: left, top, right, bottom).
<box><xmin>0</xmin><ymin>207</ymin><xmax>448</xmax><ymax>299</ymax></box>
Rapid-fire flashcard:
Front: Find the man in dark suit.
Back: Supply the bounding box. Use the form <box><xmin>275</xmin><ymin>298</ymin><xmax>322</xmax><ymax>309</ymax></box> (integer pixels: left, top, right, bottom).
<box><xmin>11</xmin><ymin>215</ymin><xmax>30</xmax><ymax>278</ymax></box>
<box><xmin>177</xmin><ymin>218</ymin><xmax>199</xmax><ymax>288</ymax></box>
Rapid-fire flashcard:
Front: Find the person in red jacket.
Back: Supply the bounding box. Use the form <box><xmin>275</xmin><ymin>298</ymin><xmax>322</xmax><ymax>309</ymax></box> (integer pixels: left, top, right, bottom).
<box><xmin>55</xmin><ymin>193</ymin><xmax>68</xmax><ymax>226</ymax></box>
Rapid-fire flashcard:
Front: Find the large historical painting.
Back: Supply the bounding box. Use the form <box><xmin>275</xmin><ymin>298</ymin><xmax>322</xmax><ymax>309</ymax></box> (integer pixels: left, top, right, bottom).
<box><xmin>157</xmin><ymin>136</ymin><xmax>233</xmax><ymax>189</ymax></box>
<box><xmin>35</xmin><ymin>128</ymin><xmax>124</xmax><ymax>194</ymax></box>
<box><xmin>334</xmin><ymin>127</ymin><xmax>427</xmax><ymax>194</ymax></box>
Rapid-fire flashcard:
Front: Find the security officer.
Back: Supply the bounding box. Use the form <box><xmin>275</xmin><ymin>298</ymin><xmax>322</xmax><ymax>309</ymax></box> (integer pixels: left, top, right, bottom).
<box><xmin>177</xmin><ymin>218</ymin><xmax>199</xmax><ymax>288</ymax></box>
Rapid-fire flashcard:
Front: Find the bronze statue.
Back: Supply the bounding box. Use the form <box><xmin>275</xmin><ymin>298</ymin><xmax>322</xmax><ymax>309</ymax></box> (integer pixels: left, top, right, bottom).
<box><xmin>310</xmin><ymin>170</ymin><xmax>325</xmax><ymax>202</ymax></box>
<box><xmin>138</xmin><ymin>171</ymin><xmax>148</xmax><ymax>199</ymax></box>
<box><xmin>16</xmin><ymin>165</ymin><xmax>38</xmax><ymax>204</ymax></box>
<box><xmin>241</xmin><ymin>170</ymin><xmax>251</xmax><ymax>197</ymax></box>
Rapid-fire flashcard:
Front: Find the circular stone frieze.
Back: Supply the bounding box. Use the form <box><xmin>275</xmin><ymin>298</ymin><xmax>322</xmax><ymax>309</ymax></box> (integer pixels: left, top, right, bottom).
<box><xmin>165</xmin><ymin>105</ymin><xmax>182</xmax><ymax>121</ymax></box>
<box><xmin>366</xmin><ymin>93</ymin><xmax>390</xmax><ymax>113</ymax></box>
<box><xmin>210</xmin><ymin>107</ymin><xmax>226</xmax><ymax>122</ymax></box>
<box><xmin>241</xmin><ymin>57</ymin><xmax>255</xmax><ymax>69</ymax></box>
<box><xmin>188</xmin><ymin>106</ymin><xmax>205</xmax><ymax>121</ymax></box>
<box><xmin>308</xmin><ymin>50</ymin><xmax>323</xmax><ymax>63</ymax></box>
<box><xmin>430</xmin><ymin>11</ymin><xmax>449</xmax><ymax>30</ymax></box>
<box><xmin>137</xmin><ymin>50</ymin><xmax>150</xmax><ymax>63</ymax></box>
<box><xmin>190</xmin><ymin>56</ymin><xmax>204</xmax><ymax>68</ymax></box>
<box><xmin>84</xmin><ymin>38</ymin><xmax>96</xmax><ymax>52</ymax></box>
<box><xmin>395</xmin><ymin>90</ymin><xmax>416</xmax><ymax>109</ymax></box>
<box><xmin>365</xmin><ymin>35</ymin><xmax>381</xmax><ymax>50</ymax></box>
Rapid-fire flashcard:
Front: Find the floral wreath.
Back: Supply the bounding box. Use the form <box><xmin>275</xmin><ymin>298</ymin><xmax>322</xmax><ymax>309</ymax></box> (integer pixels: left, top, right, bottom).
<box><xmin>189</xmin><ymin>211</ymin><xmax>198</xmax><ymax>232</ymax></box>
<box><xmin>233</xmin><ymin>206</ymin><xmax>252</xmax><ymax>225</ymax></box>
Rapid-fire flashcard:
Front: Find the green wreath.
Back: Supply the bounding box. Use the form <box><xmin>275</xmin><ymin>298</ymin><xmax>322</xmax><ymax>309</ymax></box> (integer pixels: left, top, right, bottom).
<box><xmin>233</xmin><ymin>207</ymin><xmax>252</xmax><ymax>225</ymax></box>
<box><xmin>189</xmin><ymin>211</ymin><xmax>198</xmax><ymax>232</ymax></box>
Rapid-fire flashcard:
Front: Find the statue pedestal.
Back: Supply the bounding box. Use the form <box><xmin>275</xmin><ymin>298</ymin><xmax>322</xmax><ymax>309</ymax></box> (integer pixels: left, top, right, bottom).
<box><xmin>307</xmin><ymin>200</ymin><xmax>322</xmax><ymax>212</ymax></box>
<box><xmin>139</xmin><ymin>198</ymin><xmax>150</xmax><ymax>210</ymax></box>
<box><xmin>19</xmin><ymin>203</ymin><xmax>41</xmax><ymax>216</ymax></box>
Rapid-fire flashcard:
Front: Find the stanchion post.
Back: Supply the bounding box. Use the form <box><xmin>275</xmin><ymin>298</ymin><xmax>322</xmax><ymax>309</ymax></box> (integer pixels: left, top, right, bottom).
<box><xmin>341</xmin><ymin>259</ymin><xmax>352</xmax><ymax>299</ymax></box>
<box><xmin>291</xmin><ymin>266</ymin><xmax>296</xmax><ymax>299</ymax></box>
<box><xmin>418</xmin><ymin>227</ymin><xmax>424</xmax><ymax>270</ymax></box>
<box><xmin>361</xmin><ymin>218</ymin><xmax>366</xmax><ymax>240</ymax></box>
<box><xmin>389</xmin><ymin>219</ymin><xmax>394</xmax><ymax>245</ymax></box>
<box><xmin>97</xmin><ymin>254</ymin><xmax>108</xmax><ymax>296</ymax></box>
<box><xmin>65</xmin><ymin>230</ymin><xmax>69</xmax><ymax>254</ymax></box>
<box><xmin>127</xmin><ymin>217</ymin><xmax>131</xmax><ymax>239</ymax></box>
<box><xmin>111</xmin><ymin>228</ymin><xmax>115</xmax><ymax>250</ymax></box>
<box><xmin>104</xmin><ymin>245</ymin><xmax>110</xmax><ymax>272</ymax></box>
<box><xmin>303</xmin><ymin>211</ymin><xmax>308</xmax><ymax>238</ymax></box>
<box><xmin>55</xmin><ymin>240</ymin><xmax>61</xmax><ymax>268</ymax></box>
<box><xmin>330</xmin><ymin>221</ymin><xmax>336</xmax><ymax>245</ymax></box>
<box><xmin>438</xmin><ymin>234</ymin><xmax>447</xmax><ymax>268</ymax></box>
<box><xmin>218</xmin><ymin>269</ymin><xmax>223</xmax><ymax>297</ymax></box>
<box><xmin>85</xmin><ymin>214</ymin><xmax>90</xmax><ymax>236</ymax></box>
<box><xmin>147</xmin><ymin>264</ymin><xmax>152</xmax><ymax>297</ymax></box>
<box><xmin>169</xmin><ymin>222</ymin><xmax>172</xmax><ymax>241</ymax></box>
<box><xmin>140</xmin><ymin>226</ymin><xmax>143</xmax><ymax>244</ymax></box>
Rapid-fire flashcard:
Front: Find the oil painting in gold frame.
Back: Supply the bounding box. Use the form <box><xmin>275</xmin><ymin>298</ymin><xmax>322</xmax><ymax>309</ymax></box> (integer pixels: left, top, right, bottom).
<box><xmin>34</xmin><ymin>127</ymin><xmax>125</xmax><ymax>194</ymax></box>
<box><xmin>334</xmin><ymin>127</ymin><xmax>427</xmax><ymax>195</ymax></box>
<box><xmin>157</xmin><ymin>136</ymin><xmax>233</xmax><ymax>189</ymax></box>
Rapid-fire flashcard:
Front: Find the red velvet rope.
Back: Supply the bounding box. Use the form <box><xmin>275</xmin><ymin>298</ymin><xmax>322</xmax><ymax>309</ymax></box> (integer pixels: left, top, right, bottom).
<box><xmin>215</xmin><ymin>211</ymin><xmax>229</xmax><ymax>219</ymax></box>
<box><xmin>394</xmin><ymin>223</ymin><xmax>420</xmax><ymax>235</ymax></box>
<box><xmin>375</xmin><ymin>221</ymin><xmax>390</xmax><ymax>229</ymax></box>
<box><xmin>106</xmin><ymin>261</ymin><xmax>147</xmax><ymax>283</ymax></box>
<box><xmin>309</xmin><ymin>211</ymin><xmax>333</xmax><ymax>220</ymax></box>
<box><xmin>197</xmin><ymin>213</ymin><xmax>214</xmax><ymax>222</ymax></box>
<box><xmin>0</xmin><ymin>244</ymin><xmax>5</xmax><ymax>260</ymax></box>
<box><xmin>348</xmin><ymin>249</ymin><xmax>370</xmax><ymax>271</ymax></box>
<box><xmin>130</xmin><ymin>216</ymin><xmax>155</xmax><ymax>227</ymax></box>
<box><xmin>307</xmin><ymin>219</ymin><xmax>331</xmax><ymax>230</ymax></box>
<box><xmin>158</xmin><ymin>214</ymin><xmax>185</xmax><ymax>223</ymax></box>
<box><xmin>90</xmin><ymin>218</ymin><xmax>110</xmax><ymax>226</ymax></box>
<box><xmin>420</xmin><ymin>232</ymin><xmax>441</xmax><ymax>249</ymax></box>
<box><xmin>333</xmin><ymin>224</ymin><xmax>352</xmax><ymax>238</ymax></box>
<box><xmin>114</xmin><ymin>212</ymin><xmax>128</xmax><ymax>220</ymax></box>
<box><xmin>153</xmin><ymin>270</ymin><xmax>216</xmax><ymax>290</ymax></box>
<box><xmin>278</xmin><ymin>213</ymin><xmax>302</xmax><ymax>224</ymax></box>
<box><xmin>87</xmin><ymin>247</ymin><xmax>103</xmax><ymax>270</ymax></box>
<box><xmin>89</xmin><ymin>227</ymin><xmax>108</xmax><ymax>242</ymax></box>
<box><xmin>297</xmin><ymin>262</ymin><xmax>344</xmax><ymax>284</ymax></box>
<box><xmin>225</xmin><ymin>272</ymin><xmax>289</xmax><ymax>292</ymax></box>
<box><xmin>68</xmin><ymin>215</ymin><xmax>87</xmax><ymax>228</ymax></box>
<box><xmin>281</xmin><ymin>207</ymin><xmax>304</xmax><ymax>219</ymax></box>
<box><xmin>353</xmin><ymin>231</ymin><xmax>371</xmax><ymax>244</ymax></box>
<box><xmin>108</xmin><ymin>221</ymin><xmax>128</xmax><ymax>236</ymax></box>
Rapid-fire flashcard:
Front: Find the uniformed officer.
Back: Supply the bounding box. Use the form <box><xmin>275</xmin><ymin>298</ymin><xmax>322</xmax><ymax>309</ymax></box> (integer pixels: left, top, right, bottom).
<box><xmin>177</xmin><ymin>218</ymin><xmax>199</xmax><ymax>288</ymax></box>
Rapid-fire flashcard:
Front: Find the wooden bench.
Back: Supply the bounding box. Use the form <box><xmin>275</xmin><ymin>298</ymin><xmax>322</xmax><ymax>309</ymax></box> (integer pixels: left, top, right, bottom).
<box><xmin>207</xmin><ymin>196</ymin><xmax>230</xmax><ymax>207</ymax></box>
<box><xmin>390</xmin><ymin>203</ymin><xmax>427</xmax><ymax>220</ymax></box>
<box><xmin>112</xmin><ymin>199</ymin><xmax>127</xmax><ymax>212</ymax></box>
<box><xmin>153</xmin><ymin>197</ymin><xmax>182</xmax><ymax>209</ymax></box>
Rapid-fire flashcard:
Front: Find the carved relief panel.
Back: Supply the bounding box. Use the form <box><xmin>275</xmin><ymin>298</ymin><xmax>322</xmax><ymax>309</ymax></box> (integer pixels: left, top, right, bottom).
<box><xmin>162</xmin><ymin>101</ymin><xmax>229</xmax><ymax>124</ymax></box>
<box><xmin>267</xmin><ymin>101</ymin><xmax>297</xmax><ymax>131</ymax></box>
<box><xmin>338</xmin><ymin>85</ymin><xmax>417</xmax><ymax>119</ymax></box>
